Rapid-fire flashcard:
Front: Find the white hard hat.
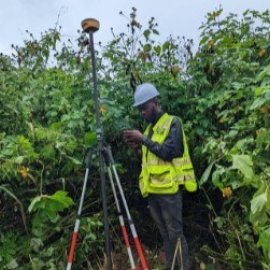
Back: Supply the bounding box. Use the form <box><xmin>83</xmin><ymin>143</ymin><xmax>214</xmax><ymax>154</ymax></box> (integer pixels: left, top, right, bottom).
<box><xmin>133</xmin><ymin>83</ymin><xmax>160</xmax><ymax>107</ymax></box>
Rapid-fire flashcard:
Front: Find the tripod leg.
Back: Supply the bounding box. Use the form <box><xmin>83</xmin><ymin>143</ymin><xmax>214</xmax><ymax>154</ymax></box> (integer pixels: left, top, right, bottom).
<box><xmin>179</xmin><ymin>238</ymin><xmax>183</xmax><ymax>270</ymax></box>
<box><xmin>104</xmin><ymin>146</ymin><xmax>149</xmax><ymax>270</ymax></box>
<box><xmin>170</xmin><ymin>238</ymin><xmax>183</xmax><ymax>270</ymax></box>
<box><xmin>106</xmin><ymin>166</ymin><xmax>137</xmax><ymax>270</ymax></box>
<box><xmin>66</xmin><ymin>168</ymin><xmax>90</xmax><ymax>270</ymax></box>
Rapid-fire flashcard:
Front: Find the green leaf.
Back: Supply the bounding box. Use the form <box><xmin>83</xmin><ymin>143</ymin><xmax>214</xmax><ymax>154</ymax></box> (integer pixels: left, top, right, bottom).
<box><xmin>257</xmin><ymin>65</ymin><xmax>270</xmax><ymax>82</ymax></box>
<box><xmin>250</xmin><ymin>97</ymin><xmax>267</xmax><ymax>110</ymax></box>
<box><xmin>232</xmin><ymin>154</ymin><xmax>254</xmax><ymax>179</ymax></box>
<box><xmin>154</xmin><ymin>45</ymin><xmax>161</xmax><ymax>55</ymax></box>
<box><xmin>143</xmin><ymin>44</ymin><xmax>152</xmax><ymax>52</ymax></box>
<box><xmin>28</xmin><ymin>196</ymin><xmax>43</xmax><ymax>213</ymax></box>
<box><xmin>199</xmin><ymin>161</ymin><xmax>215</xmax><ymax>186</ymax></box>
<box><xmin>257</xmin><ymin>227</ymin><xmax>270</xmax><ymax>259</ymax></box>
<box><xmin>162</xmin><ymin>41</ymin><xmax>170</xmax><ymax>50</ymax></box>
<box><xmin>255</xmin><ymin>86</ymin><xmax>264</xmax><ymax>96</ymax></box>
<box><xmin>30</xmin><ymin>238</ymin><xmax>44</xmax><ymax>252</ymax></box>
<box><xmin>199</xmin><ymin>36</ymin><xmax>208</xmax><ymax>46</ymax></box>
<box><xmin>84</xmin><ymin>132</ymin><xmax>97</xmax><ymax>147</ymax></box>
<box><xmin>6</xmin><ymin>259</ymin><xmax>18</xmax><ymax>269</ymax></box>
<box><xmin>50</xmin><ymin>191</ymin><xmax>74</xmax><ymax>208</ymax></box>
<box><xmin>249</xmin><ymin>207</ymin><xmax>268</xmax><ymax>227</ymax></box>
<box><xmin>212</xmin><ymin>170</ymin><xmax>223</xmax><ymax>189</ymax></box>
<box><xmin>65</xmin><ymin>155</ymin><xmax>82</xmax><ymax>165</ymax></box>
<box><xmin>14</xmin><ymin>156</ymin><xmax>24</xmax><ymax>164</ymax></box>
<box><xmin>250</xmin><ymin>189</ymin><xmax>268</xmax><ymax>214</ymax></box>
<box><xmin>143</xmin><ymin>30</ymin><xmax>150</xmax><ymax>40</ymax></box>
<box><xmin>227</xmin><ymin>130</ymin><xmax>238</xmax><ymax>139</ymax></box>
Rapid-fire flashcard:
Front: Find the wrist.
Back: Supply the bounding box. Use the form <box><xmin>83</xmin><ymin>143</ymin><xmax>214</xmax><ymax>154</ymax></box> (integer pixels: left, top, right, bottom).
<box><xmin>141</xmin><ymin>135</ymin><xmax>147</xmax><ymax>145</ymax></box>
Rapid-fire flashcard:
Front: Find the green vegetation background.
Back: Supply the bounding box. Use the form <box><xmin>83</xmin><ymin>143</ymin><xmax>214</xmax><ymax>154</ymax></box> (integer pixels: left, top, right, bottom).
<box><xmin>0</xmin><ymin>8</ymin><xmax>270</xmax><ymax>270</ymax></box>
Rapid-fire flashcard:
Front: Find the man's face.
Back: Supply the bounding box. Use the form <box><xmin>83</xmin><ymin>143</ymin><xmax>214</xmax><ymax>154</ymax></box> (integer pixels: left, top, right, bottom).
<box><xmin>138</xmin><ymin>100</ymin><xmax>157</xmax><ymax>123</ymax></box>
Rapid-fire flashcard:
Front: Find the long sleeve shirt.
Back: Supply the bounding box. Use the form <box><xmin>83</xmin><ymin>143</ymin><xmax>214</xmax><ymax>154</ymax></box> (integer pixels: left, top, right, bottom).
<box><xmin>141</xmin><ymin>114</ymin><xmax>184</xmax><ymax>161</ymax></box>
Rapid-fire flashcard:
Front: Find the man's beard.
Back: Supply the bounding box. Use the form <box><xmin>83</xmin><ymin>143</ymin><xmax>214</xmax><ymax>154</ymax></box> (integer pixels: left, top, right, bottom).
<box><xmin>145</xmin><ymin>107</ymin><xmax>157</xmax><ymax>124</ymax></box>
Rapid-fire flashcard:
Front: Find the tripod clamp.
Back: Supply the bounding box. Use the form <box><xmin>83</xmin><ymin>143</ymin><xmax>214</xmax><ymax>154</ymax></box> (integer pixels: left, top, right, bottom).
<box><xmin>102</xmin><ymin>146</ymin><xmax>115</xmax><ymax>166</ymax></box>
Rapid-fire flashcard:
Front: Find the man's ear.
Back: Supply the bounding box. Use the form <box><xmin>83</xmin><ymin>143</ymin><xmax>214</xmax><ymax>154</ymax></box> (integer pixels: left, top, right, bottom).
<box><xmin>153</xmin><ymin>97</ymin><xmax>159</xmax><ymax>106</ymax></box>
<box><xmin>155</xmin><ymin>99</ymin><xmax>161</xmax><ymax>109</ymax></box>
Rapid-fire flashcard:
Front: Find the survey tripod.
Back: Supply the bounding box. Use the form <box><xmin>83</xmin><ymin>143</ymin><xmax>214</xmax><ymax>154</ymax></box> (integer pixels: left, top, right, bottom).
<box><xmin>66</xmin><ymin>18</ymin><xmax>149</xmax><ymax>270</ymax></box>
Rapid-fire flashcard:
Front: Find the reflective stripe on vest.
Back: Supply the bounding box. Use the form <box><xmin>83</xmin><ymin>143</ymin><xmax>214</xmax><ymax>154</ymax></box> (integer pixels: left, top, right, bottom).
<box><xmin>139</xmin><ymin>113</ymin><xmax>197</xmax><ymax>197</ymax></box>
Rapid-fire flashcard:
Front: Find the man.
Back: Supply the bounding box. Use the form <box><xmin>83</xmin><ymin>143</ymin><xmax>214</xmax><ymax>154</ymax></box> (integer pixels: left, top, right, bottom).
<box><xmin>123</xmin><ymin>83</ymin><xmax>197</xmax><ymax>270</ymax></box>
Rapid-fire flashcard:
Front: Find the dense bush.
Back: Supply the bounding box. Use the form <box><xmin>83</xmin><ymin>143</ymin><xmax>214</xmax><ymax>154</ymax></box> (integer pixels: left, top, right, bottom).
<box><xmin>0</xmin><ymin>7</ymin><xmax>269</xmax><ymax>270</ymax></box>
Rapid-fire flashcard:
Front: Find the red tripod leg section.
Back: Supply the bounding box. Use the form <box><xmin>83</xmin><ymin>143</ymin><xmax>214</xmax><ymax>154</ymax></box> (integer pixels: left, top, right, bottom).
<box><xmin>67</xmin><ymin>219</ymin><xmax>80</xmax><ymax>270</ymax></box>
<box><xmin>130</xmin><ymin>223</ymin><xmax>149</xmax><ymax>270</ymax></box>
<box><xmin>120</xmin><ymin>217</ymin><xmax>137</xmax><ymax>270</ymax></box>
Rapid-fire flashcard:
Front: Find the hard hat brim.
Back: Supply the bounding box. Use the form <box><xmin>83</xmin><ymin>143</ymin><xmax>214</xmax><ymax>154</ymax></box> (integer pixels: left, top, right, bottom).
<box><xmin>133</xmin><ymin>93</ymin><xmax>160</xmax><ymax>107</ymax></box>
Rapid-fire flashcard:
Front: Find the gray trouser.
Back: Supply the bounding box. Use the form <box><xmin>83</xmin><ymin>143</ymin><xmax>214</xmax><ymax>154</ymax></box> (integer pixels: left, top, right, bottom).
<box><xmin>148</xmin><ymin>191</ymin><xmax>189</xmax><ymax>270</ymax></box>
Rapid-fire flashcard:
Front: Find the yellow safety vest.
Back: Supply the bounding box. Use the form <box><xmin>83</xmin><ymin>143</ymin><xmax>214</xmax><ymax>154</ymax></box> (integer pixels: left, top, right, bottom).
<box><xmin>139</xmin><ymin>113</ymin><xmax>197</xmax><ymax>197</ymax></box>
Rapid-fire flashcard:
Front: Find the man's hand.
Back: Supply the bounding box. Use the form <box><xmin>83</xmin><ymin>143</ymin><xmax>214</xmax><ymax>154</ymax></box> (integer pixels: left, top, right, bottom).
<box><xmin>122</xmin><ymin>130</ymin><xmax>143</xmax><ymax>143</ymax></box>
<box><xmin>122</xmin><ymin>130</ymin><xmax>143</xmax><ymax>157</ymax></box>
